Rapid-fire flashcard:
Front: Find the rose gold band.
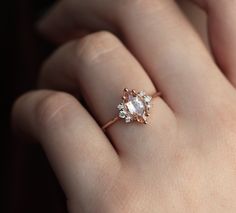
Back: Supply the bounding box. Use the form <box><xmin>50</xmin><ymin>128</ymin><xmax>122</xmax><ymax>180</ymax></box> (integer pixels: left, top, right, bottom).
<box><xmin>102</xmin><ymin>92</ymin><xmax>161</xmax><ymax>131</ymax></box>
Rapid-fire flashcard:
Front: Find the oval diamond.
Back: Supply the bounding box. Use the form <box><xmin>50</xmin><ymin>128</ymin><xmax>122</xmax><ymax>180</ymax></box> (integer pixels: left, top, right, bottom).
<box><xmin>116</xmin><ymin>89</ymin><xmax>156</xmax><ymax>125</ymax></box>
<box><xmin>126</xmin><ymin>95</ymin><xmax>145</xmax><ymax>116</ymax></box>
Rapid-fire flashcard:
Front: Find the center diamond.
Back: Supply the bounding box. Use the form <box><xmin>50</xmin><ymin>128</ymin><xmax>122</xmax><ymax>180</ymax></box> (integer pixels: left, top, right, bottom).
<box><xmin>117</xmin><ymin>89</ymin><xmax>153</xmax><ymax>124</ymax></box>
<box><xmin>126</xmin><ymin>95</ymin><xmax>145</xmax><ymax>116</ymax></box>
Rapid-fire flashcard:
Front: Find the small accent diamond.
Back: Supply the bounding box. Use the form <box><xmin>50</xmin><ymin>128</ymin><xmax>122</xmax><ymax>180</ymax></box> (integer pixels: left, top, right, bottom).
<box><xmin>138</xmin><ymin>91</ymin><xmax>146</xmax><ymax>96</ymax></box>
<box><xmin>119</xmin><ymin>110</ymin><xmax>127</xmax><ymax>118</ymax></box>
<box><xmin>144</xmin><ymin>96</ymin><xmax>152</xmax><ymax>103</ymax></box>
<box><xmin>125</xmin><ymin>116</ymin><xmax>132</xmax><ymax>123</ymax></box>
<box><xmin>146</xmin><ymin>104</ymin><xmax>151</xmax><ymax>110</ymax></box>
<box><xmin>117</xmin><ymin>103</ymin><xmax>124</xmax><ymax>110</ymax></box>
<box><xmin>126</xmin><ymin>95</ymin><xmax>145</xmax><ymax>116</ymax></box>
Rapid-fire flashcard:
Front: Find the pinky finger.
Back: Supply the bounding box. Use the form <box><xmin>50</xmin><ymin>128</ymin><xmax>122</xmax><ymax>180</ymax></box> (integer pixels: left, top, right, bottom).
<box><xmin>12</xmin><ymin>90</ymin><xmax>120</xmax><ymax>211</ymax></box>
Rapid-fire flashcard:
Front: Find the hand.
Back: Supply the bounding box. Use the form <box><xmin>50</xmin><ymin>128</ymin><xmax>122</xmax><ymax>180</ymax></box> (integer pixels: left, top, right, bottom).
<box><xmin>12</xmin><ymin>0</ymin><xmax>236</xmax><ymax>212</ymax></box>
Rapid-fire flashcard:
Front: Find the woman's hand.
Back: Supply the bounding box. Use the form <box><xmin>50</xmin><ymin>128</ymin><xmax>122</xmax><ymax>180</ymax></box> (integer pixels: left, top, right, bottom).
<box><xmin>12</xmin><ymin>0</ymin><xmax>236</xmax><ymax>212</ymax></box>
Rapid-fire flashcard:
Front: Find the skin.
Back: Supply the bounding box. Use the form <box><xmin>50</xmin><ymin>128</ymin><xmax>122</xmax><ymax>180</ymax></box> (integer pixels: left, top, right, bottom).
<box><xmin>12</xmin><ymin>0</ymin><xmax>236</xmax><ymax>212</ymax></box>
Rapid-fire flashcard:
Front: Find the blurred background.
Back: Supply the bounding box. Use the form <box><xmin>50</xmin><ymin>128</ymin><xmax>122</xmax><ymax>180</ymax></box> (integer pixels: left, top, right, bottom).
<box><xmin>2</xmin><ymin>0</ymin><xmax>67</xmax><ymax>212</ymax></box>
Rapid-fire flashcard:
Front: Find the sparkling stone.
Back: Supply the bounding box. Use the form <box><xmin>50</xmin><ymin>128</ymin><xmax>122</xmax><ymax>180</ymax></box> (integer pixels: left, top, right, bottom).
<box><xmin>144</xmin><ymin>95</ymin><xmax>152</xmax><ymax>103</ymax></box>
<box><xmin>119</xmin><ymin>110</ymin><xmax>127</xmax><ymax>118</ymax></box>
<box><xmin>117</xmin><ymin>103</ymin><xmax>124</xmax><ymax>110</ymax></box>
<box><xmin>125</xmin><ymin>116</ymin><xmax>132</xmax><ymax>123</ymax></box>
<box><xmin>146</xmin><ymin>103</ymin><xmax>151</xmax><ymax>110</ymax></box>
<box><xmin>126</xmin><ymin>95</ymin><xmax>145</xmax><ymax>116</ymax></box>
<box><xmin>138</xmin><ymin>91</ymin><xmax>146</xmax><ymax>96</ymax></box>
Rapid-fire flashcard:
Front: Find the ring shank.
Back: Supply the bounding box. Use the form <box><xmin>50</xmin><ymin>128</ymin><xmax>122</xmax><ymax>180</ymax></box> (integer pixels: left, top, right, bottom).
<box><xmin>102</xmin><ymin>116</ymin><xmax>120</xmax><ymax>131</ymax></box>
<box><xmin>101</xmin><ymin>92</ymin><xmax>161</xmax><ymax>131</ymax></box>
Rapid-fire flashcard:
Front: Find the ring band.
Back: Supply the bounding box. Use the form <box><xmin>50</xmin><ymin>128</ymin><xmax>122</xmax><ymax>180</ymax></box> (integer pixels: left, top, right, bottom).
<box><xmin>102</xmin><ymin>88</ymin><xmax>161</xmax><ymax>131</ymax></box>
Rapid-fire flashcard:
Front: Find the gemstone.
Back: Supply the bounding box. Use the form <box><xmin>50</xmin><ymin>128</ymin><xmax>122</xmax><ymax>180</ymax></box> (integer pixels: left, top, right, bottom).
<box><xmin>138</xmin><ymin>91</ymin><xmax>146</xmax><ymax>96</ymax></box>
<box><xmin>119</xmin><ymin>110</ymin><xmax>127</xmax><ymax>118</ymax></box>
<box><xmin>126</xmin><ymin>95</ymin><xmax>145</xmax><ymax>116</ymax></box>
<box><xmin>125</xmin><ymin>116</ymin><xmax>132</xmax><ymax>123</ymax></box>
<box><xmin>117</xmin><ymin>89</ymin><xmax>154</xmax><ymax>124</ymax></box>
<box><xmin>117</xmin><ymin>103</ymin><xmax>124</xmax><ymax>110</ymax></box>
<box><xmin>146</xmin><ymin>103</ymin><xmax>151</xmax><ymax>110</ymax></box>
<box><xmin>144</xmin><ymin>95</ymin><xmax>152</xmax><ymax>103</ymax></box>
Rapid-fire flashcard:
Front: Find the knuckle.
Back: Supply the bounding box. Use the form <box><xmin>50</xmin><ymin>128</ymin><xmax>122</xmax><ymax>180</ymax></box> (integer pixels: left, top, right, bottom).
<box><xmin>75</xmin><ymin>31</ymin><xmax>120</xmax><ymax>65</ymax></box>
<box><xmin>35</xmin><ymin>91</ymin><xmax>76</xmax><ymax>126</ymax></box>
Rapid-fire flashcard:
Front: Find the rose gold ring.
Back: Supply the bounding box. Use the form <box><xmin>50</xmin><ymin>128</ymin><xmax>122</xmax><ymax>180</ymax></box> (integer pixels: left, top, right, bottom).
<box><xmin>102</xmin><ymin>88</ymin><xmax>161</xmax><ymax>131</ymax></box>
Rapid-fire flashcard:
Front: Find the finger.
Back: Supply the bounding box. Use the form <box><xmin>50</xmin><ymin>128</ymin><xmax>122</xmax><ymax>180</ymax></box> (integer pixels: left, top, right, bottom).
<box><xmin>39</xmin><ymin>31</ymin><xmax>175</xmax><ymax>158</ymax></box>
<box><xmin>38</xmin><ymin>0</ymin><xmax>232</xmax><ymax>116</ymax></box>
<box><xmin>37</xmin><ymin>0</ymin><xmax>117</xmax><ymax>43</ymax></box>
<box><xmin>177</xmin><ymin>0</ymin><xmax>209</xmax><ymax>49</ymax></box>
<box><xmin>12</xmin><ymin>90</ymin><xmax>120</xmax><ymax>210</ymax></box>
<box><xmin>190</xmin><ymin>0</ymin><xmax>236</xmax><ymax>87</ymax></box>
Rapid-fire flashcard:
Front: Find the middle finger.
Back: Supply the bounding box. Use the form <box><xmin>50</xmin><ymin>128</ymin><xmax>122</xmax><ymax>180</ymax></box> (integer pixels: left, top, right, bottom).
<box><xmin>39</xmin><ymin>0</ymin><xmax>233</xmax><ymax>116</ymax></box>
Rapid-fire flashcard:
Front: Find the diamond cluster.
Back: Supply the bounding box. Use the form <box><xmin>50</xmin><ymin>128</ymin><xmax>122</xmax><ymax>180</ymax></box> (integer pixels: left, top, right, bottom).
<box><xmin>117</xmin><ymin>89</ymin><xmax>152</xmax><ymax>124</ymax></box>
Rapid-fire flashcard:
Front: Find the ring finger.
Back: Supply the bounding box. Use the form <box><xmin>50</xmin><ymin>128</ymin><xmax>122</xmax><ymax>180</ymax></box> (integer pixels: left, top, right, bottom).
<box><xmin>39</xmin><ymin>31</ymin><xmax>175</xmax><ymax>158</ymax></box>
